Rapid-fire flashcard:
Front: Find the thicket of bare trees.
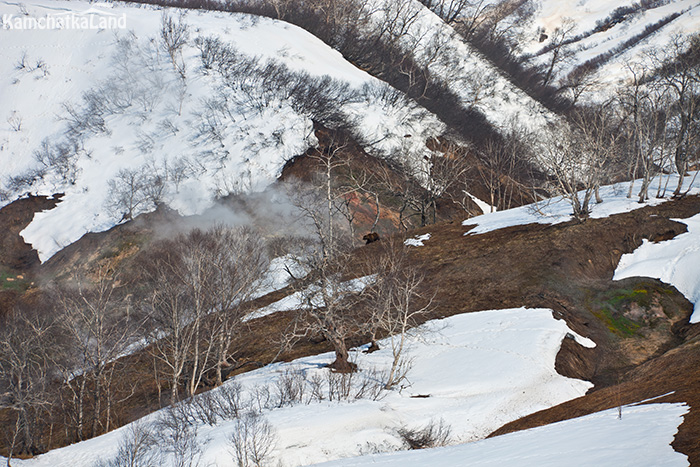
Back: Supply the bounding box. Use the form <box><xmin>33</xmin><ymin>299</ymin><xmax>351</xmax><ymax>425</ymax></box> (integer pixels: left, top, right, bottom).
<box><xmin>54</xmin><ymin>265</ymin><xmax>139</xmax><ymax>442</ymax></box>
<box><xmin>0</xmin><ymin>303</ymin><xmax>57</xmax><ymax>460</ymax></box>
<box><xmin>140</xmin><ymin>225</ymin><xmax>270</xmax><ymax>402</ymax></box>
<box><xmin>0</xmin><ymin>265</ymin><xmax>139</xmax><ymax>460</ymax></box>
<box><xmin>526</xmin><ymin>33</ymin><xmax>699</xmax><ymax>220</ymax></box>
<box><xmin>1</xmin><ymin>2</ymin><xmax>698</xmax><ymax>462</ymax></box>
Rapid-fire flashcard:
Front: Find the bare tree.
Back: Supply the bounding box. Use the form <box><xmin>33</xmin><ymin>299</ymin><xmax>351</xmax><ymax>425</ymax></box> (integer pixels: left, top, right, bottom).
<box><xmin>477</xmin><ymin>126</ymin><xmax>533</xmax><ymax>212</ymax></box>
<box><xmin>142</xmin><ymin>226</ymin><xmax>269</xmax><ymax>400</ymax></box>
<box><xmin>0</xmin><ymin>305</ymin><xmax>57</xmax><ymax>464</ymax></box>
<box><xmin>615</xmin><ymin>63</ymin><xmax>674</xmax><ymax>202</ymax></box>
<box><xmin>538</xmin><ymin>110</ymin><xmax>616</xmax><ymax>221</ymax></box>
<box><xmin>55</xmin><ymin>263</ymin><xmax>136</xmax><ymax>440</ymax></box>
<box><xmin>560</xmin><ymin>66</ymin><xmax>600</xmax><ymax>107</ymax></box>
<box><xmin>145</xmin><ymin>231</ymin><xmax>218</xmax><ymax>400</ymax></box>
<box><xmin>379</xmin><ymin>150</ymin><xmax>445</xmax><ymax>229</ymax></box>
<box><xmin>360</xmin><ymin>239</ymin><xmax>433</xmax><ymax>389</ymax></box>
<box><xmin>647</xmin><ymin>34</ymin><xmax>700</xmax><ymax>196</ymax></box>
<box><xmin>154</xmin><ymin>405</ymin><xmax>205</xmax><ymax>467</ymax></box>
<box><xmin>228</xmin><ymin>412</ymin><xmax>277</xmax><ymax>467</ymax></box>
<box><xmin>206</xmin><ymin>226</ymin><xmax>270</xmax><ymax>386</ymax></box>
<box><xmin>421</xmin><ymin>0</ymin><xmax>492</xmax><ymax>37</ymax></box>
<box><xmin>107</xmin><ymin>164</ymin><xmax>168</xmax><ymax>222</ymax></box>
<box><xmin>94</xmin><ymin>421</ymin><xmax>159</xmax><ymax>467</ymax></box>
<box><xmin>106</xmin><ymin>168</ymin><xmax>148</xmax><ymax>222</ymax></box>
<box><xmin>7</xmin><ymin>111</ymin><xmax>22</xmax><ymax>131</ymax></box>
<box><xmin>540</xmin><ymin>18</ymin><xmax>577</xmax><ymax>88</ymax></box>
<box><xmin>142</xmin><ymin>241</ymin><xmax>197</xmax><ymax>403</ymax></box>
<box><xmin>161</xmin><ymin>12</ymin><xmax>189</xmax><ymax>79</ymax></box>
<box><xmin>281</xmin><ymin>196</ymin><xmax>358</xmax><ymax>372</ymax></box>
<box><xmin>398</xmin><ymin>418</ymin><xmax>451</xmax><ymax>449</ymax></box>
<box><xmin>369</xmin><ymin>0</ymin><xmax>424</xmax><ymax>50</ymax></box>
<box><xmin>282</xmin><ymin>131</ymin><xmax>363</xmax><ymax>372</ymax></box>
<box><xmin>568</xmin><ymin>104</ymin><xmax>619</xmax><ymax>204</ymax></box>
<box><xmin>431</xmin><ymin>142</ymin><xmax>480</xmax><ymax>217</ymax></box>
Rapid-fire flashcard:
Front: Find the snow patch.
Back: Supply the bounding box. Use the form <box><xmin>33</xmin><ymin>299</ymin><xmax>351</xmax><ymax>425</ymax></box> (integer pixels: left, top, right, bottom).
<box><xmin>463</xmin><ymin>173</ymin><xmax>700</xmax><ymax>236</ymax></box>
<box><xmin>614</xmin><ymin>212</ymin><xmax>700</xmax><ymax>323</ymax></box>
<box><xmin>315</xmin><ymin>403</ymin><xmax>689</xmax><ymax>467</ymax></box>
<box><xmin>404</xmin><ymin>233</ymin><xmax>431</xmax><ymax>247</ymax></box>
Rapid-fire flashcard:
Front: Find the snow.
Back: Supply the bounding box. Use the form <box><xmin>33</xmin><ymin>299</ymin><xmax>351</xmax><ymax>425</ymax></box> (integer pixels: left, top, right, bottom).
<box><xmin>245</xmin><ymin>274</ymin><xmax>377</xmax><ymax>320</ymax></box>
<box><xmin>256</xmin><ymin>254</ymin><xmax>308</xmax><ymax>297</ymax></box>
<box><xmin>468</xmin><ymin>192</ymin><xmax>495</xmax><ymax>214</ymax></box>
<box><xmin>463</xmin><ymin>172</ymin><xmax>700</xmax><ymax>236</ymax></box>
<box><xmin>363</xmin><ymin>0</ymin><xmax>559</xmax><ymax>134</ymax></box>
<box><xmin>315</xmin><ymin>402</ymin><xmax>689</xmax><ymax>467</ymax></box>
<box><xmin>404</xmin><ymin>233</ymin><xmax>431</xmax><ymax>247</ymax></box>
<box><xmin>520</xmin><ymin>0</ymin><xmax>700</xmax><ymax>98</ymax></box>
<box><xmin>0</xmin><ymin>0</ymin><xmax>444</xmax><ymax>262</ymax></box>
<box><xmin>433</xmin><ymin>0</ymin><xmax>699</xmax><ymax>101</ymax></box>
<box><xmin>3</xmin><ymin>307</ymin><xmax>596</xmax><ymax>467</ymax></box>
<box><xmin>615</xmin><ymin>212</ymin><xmax>700</xmax><ymax>323</ymax></box>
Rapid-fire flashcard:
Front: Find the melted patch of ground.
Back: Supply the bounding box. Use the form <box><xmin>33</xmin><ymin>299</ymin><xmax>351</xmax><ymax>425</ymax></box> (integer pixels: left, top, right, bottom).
<box><xmin>0</xmin><ymin>195</ymin><xmax>62</xmax><ymax>315</ymax></box>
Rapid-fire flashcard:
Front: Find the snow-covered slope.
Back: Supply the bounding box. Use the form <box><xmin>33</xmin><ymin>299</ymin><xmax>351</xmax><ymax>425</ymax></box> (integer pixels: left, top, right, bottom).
<box><xmin>428</xmin><ymin>0</ymin><xmax>699</xmax><ymax>100</ymax></box>
<box><xmin>462</xmin><ymin>172</ymin><xmax>700</xmax><ymax>235</ymax></box>
<box><xmin>364</xmin><ymin>0</ymin><xmax>559</xmax><ymax>132</ymax></box>
<box><xmin>615</xmin><ymin>212</ymin><xmax>700</xmax><ymax>323</ymax></box>
<box><xmin>316</xmin><ymin>402</ymin><xmax>689</xmax><ymax>467</ymax></box>
<box><xmin>0</xmin><ymin>0</ymin><xmax>444</xmax><ymax>261</ymax></box>
<box><xmin>511</xmin><ymin>0</ymin><xmax>700</xmax><ymax>98</ymax></box>
<box><xmin>3</xmin><ymin>307</ymin><xmax>595</xmax><ymax>467</ymax></box>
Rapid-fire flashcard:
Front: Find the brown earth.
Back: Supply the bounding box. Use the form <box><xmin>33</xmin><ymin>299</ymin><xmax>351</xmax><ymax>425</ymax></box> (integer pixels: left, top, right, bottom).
<box><xmin>2</xmin><ymin>163</ymin><xmax>700</xmax><ymax>460</ymax></box>
<box><xmin>382</xmin><ymin>194</ymin><xmax>700</xmax><ymax>463</ymax></box>
<box><xmin>0</xmin><ymin>194</ymin><xmax>62</xmax><ymax>316</ymax></box>
<box><xmin>279</xmin><ymin>123</ymin><xmax>483</xmax><ymax>236</ymax></box>
<box><xmin>0</xmin><ymin>194</ymin><xmax>62</xmax><ymax>272</ymax></box>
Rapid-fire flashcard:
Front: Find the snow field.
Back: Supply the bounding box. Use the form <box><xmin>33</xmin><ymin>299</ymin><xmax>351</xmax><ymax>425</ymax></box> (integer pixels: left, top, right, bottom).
<box><xmin>523</xmin><ymin>0</ymin><xmax>700</xmax><ymax>98</ymax></box>
<box><xmin>4</xmin><ymin>307</ymin><xmax>596</xmax><ymax>467</ymax></box>
<box><xmin>615</xmin><ymin>212</ymin><xmax>700</xmax><ymax>323</ymax></box>
<box><xmin>0</xmin><ymin>0</ymin><xmax>444</xmax><ymax>262</ymax></box>
<box><xmin>314</xmin><ymin>402</ymin><xmax>689</xmax><ymax>467</ymax></box>
<box><xmin>463</xmin><ymin>172</ymin><xmax>700</xmax><ymax>235</ymax></box>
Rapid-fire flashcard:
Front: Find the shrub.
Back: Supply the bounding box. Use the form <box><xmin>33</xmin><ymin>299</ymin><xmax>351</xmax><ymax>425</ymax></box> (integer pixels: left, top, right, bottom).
<box><xmin>397</xmin><ymin>418</ymin><xmax>452</xmax><ymax>449</ymax></box>
<box><xmin>228</xmin><ymin>412</ymin><xmax>277</xmax><ymax>467</ymax></box>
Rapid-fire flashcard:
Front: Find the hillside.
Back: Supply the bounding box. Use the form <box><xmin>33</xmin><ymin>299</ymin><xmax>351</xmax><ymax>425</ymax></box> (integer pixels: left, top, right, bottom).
<box><xmin>1</xmin><ymin>0</ymin><xmax>700</xmax><ymax>466</ymax></box>
<box><xmin>2</xmin><ymin>175</ymin><xmax>699</xmax><ymax>465</ymax></box>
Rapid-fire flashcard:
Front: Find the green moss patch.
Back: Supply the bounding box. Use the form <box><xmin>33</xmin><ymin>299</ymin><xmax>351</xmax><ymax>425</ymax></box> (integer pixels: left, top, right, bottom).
<box><xmin>586</xmin><ymin>281</ymin><xmax>678</xmax><ymax>338</ymax></box>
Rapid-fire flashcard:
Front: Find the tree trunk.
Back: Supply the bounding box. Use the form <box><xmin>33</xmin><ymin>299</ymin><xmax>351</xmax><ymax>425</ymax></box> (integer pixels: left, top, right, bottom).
<box><xmin>171</xmin><ymin>371</ymin><xmax>179</xmax><ymax>403</ymax></box>
<box><xmin>328</xmin><ymin>338</ymin><xmax>354</xmax><ymax>373</ymax></box>
<box><xmin>329</xmin><ymin>351</ymin><xmax>354</xmax><ymax>373</ymax></box>
<box><xmin>92</xmin><ymin>374</ymin><xmax>102</xmax><ymax>438</ymax></box>
<box><xmin>76</xmin><ymin>377</ymin><xmax>86</xmax><ymax>441</ymax></box>
<box><xmin>188</xmin><ymin>316</ymin><xmax>201</xmax><ymax>397</ymax></box>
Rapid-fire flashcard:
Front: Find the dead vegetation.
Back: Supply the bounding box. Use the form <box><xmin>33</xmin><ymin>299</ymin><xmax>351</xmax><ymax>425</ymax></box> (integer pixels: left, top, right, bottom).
<box><xmin>1</xmin><ymin>126</ymin><xmax>699</xmax><ymax>461</ymax></box>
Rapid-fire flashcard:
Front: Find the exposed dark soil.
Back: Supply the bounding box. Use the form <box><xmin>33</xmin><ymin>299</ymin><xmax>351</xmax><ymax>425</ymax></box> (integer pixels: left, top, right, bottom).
<box><xmin>2</xmin><ymin>177</ymin><xmax>699</xmax><ymax>461</ymax></box>
<box><xmin>382</xmin><ymin>194</ymin><xmax>700</xmax><ymax>463</ymax></box>
<box><xmin>0</xmin><ymin>194</ymin><xmax>62</xmax><ymax>316</ymax></box>
<box><xmin>0</xmin><ymin>194</ymin><xmax>63</xmax><ymax>272</ymax></box>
